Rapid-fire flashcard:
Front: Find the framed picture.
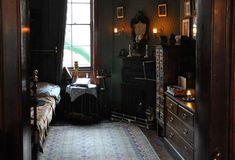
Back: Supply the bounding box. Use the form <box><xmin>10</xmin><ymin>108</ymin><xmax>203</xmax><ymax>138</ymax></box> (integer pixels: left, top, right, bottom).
<box><xmin>117</xmin><ymin>6</ymin><xmax>124</xmax><ymax>19</ymax></box>
<box><xmin>158</xmin><ymin>4</ymin><xmax>167</xmax><ymax>17</ymax></box>
<box><xmin>184</xmin><ymin>0</ymin><xmax>191</xmax><ymax>17</ymax></box>
<box><xmin>182</xmin><ymin>18</ymin><xmax>190</xmax><ymax>37</ymax></box>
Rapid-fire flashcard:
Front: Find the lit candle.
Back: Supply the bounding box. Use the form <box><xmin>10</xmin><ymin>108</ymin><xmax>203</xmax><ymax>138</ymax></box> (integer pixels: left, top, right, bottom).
<box><xmin>114</xmin><ymin>27</ymin><xmax>118</xmax><ymax>33</ymax></box>
<box><xmin>153</xmin><ymin>28</ymin><xmax>158</xmax><ymax>34</ymax></box>
<box><xmin>193</xmin><ymin>24</ymin><xmax>197</xmax><ymax>37</ymax></box>
<box><xmin>186</xmin><ymin>90</ymin><xmax>192</xmax><ymax>97</ymax></box>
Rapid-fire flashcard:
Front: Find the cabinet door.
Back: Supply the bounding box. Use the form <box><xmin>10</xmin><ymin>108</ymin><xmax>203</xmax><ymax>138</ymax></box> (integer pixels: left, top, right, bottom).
<box><xmin>121</xmin><ymin>83</ymin><xmax>146</xmax><ymax>118</ymax></box>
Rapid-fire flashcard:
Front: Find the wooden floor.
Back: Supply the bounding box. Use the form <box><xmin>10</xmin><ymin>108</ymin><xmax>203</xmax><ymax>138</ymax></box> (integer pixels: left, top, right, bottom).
<box><xmin>141</xmin><ymin>129</ymin><xmax>174</xmax><ymax>160</ymax></box>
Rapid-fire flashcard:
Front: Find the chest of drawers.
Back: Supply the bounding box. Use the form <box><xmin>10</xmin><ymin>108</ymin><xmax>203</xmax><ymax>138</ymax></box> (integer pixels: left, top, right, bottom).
<box><xmin>165</xmin><ymin>92</ymin><xmax>196</xmax><ymax>160</ymax></box>
<box><xmin>155</xmin><ymin>44</ymin><xmax>195</xmax><ymax>136</ymax></box>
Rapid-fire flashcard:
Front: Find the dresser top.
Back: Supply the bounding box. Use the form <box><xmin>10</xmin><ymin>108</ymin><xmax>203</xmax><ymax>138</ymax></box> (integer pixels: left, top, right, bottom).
<box><xmin>165</xmin><ymin>92</ymin><xmax>196</xmax><ymax>113</ymax></box>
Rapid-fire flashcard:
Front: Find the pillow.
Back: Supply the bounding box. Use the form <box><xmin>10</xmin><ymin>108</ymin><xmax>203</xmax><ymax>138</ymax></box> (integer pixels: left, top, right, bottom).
<box><xmin>35</xmin><ymin>82</ymin><xmax>61</xmax><ymax>100</ymax></box>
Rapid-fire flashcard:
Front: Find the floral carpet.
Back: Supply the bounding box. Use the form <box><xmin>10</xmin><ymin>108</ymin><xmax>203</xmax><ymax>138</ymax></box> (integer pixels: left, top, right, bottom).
<box><xmin>38</xmin><ymin>122</ymin><xmax>160</xmax><ymax>160</ymax></box>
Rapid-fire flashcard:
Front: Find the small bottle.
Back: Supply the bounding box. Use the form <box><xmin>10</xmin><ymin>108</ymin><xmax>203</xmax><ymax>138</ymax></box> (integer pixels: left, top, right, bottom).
<box><xmin>74</xmin><ymin>61</ymin><xmax>79</xmax><ymax>71</ymax></box>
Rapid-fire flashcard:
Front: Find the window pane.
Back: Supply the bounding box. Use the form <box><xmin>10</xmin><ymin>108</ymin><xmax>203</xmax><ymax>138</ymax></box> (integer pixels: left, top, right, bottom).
<box><xmin>64</xmin><ymin>0</ymin><xmax>91</xmax><ymax>69</ymax></box>
<box><xmin>63</xmin><ymin>49</ymin><xmax>72</xmax><ymax>67</ymax></box>
<box><xmin>66</xmin><ymin>3</ymin><xmax>72</xmax><ymax>24</ymax></box>
<box><xmin>64</xmin><ymin>25</ymin><xmax>72</xmax><ymax>47</ymax></box>
<box><xmin>72</xmin><ymin>25</ymin><xmax>90</xmax><ymax>46</ymax></box>
<box><xmin>72</xmin><ymin>46</ymin><xmax>91</xmax><ymax>67</ymax></box>
<box><xmin>72</xmin><ymin>4</ymin><xmax>90</xmax><ymax>24</ymax></box>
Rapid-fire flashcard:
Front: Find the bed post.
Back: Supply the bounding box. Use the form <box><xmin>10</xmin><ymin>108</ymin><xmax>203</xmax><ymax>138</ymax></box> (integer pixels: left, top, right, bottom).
<box><xmin>31</xmin><ymin>70</ymin><xmax>40</xmax><ymax>158</ymax></box>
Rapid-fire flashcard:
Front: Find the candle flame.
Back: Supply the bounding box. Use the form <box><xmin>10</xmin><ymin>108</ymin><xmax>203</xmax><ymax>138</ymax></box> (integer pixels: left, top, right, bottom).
<box><xmin>186</xmin><ymin>90</ymin><xmax>191</xmax><ymax>96</ymax></box>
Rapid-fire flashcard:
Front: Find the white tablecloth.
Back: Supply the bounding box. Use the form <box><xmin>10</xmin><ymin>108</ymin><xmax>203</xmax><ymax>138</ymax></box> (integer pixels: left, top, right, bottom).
<box><xmin>66</xmin><ymin>84</ymin><xmax>97</xmax><ymax>102</ymax></box>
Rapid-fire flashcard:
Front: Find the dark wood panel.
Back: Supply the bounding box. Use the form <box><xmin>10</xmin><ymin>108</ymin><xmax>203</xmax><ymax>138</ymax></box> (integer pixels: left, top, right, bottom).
<box><xmin>0</xmin><ymin>1</ymin><xmax>3</xmax><ymax>157</ymax></box>
<box><xmin>166</xmin><ymin>126</ymin><xmax>194</xmax><ymax>160</ymax></box>
<box><xmin>166</xmin><ymin>97</ymin><xmax>178</xmax><ymax>114</ymax></box>
<box><xmin>0</xmin><ymin>0</ymin><xmax>31</xmax><ymax>159</ymax></box>
<box><xmin>121</xmin><ymin>83</ymin><xmax>146</xmax><ymax>118</ymax></box>
<box><xmin>0</xmin><ymin>0</ymin><xmax>3</xmax><ymax>132</ymax></box>
<box><xmin>230</xmin><ymin>0</ymin><xmax>235</xmax><ymax>158</ymax></box>
<box><xmin>208</xmin><ymin>0</ymin><xmax>230</xmax><ymax>159</ymax></box>
<box><xmin>196</xmin><ymin>0</ymin><xmax>232</xmax><ymax>159</ymax></box>
<box><xmin>21</xmin><ymin>0</ymin><xmax>31</xmax><ymax>159</ymax></box>
<box><xmin>2</xmin><ymin>0</ymin><xmax>22</xmax><ymax>158</ymax></box>
<box><xmin>166</xmin><ymin>111</ymin><xmax>194</xmax><ymax>145</ymax></box>
<box><xmin>178</xmin><ymin>106</ymin><xmax>194</xmax><ymax>127</ymax></box>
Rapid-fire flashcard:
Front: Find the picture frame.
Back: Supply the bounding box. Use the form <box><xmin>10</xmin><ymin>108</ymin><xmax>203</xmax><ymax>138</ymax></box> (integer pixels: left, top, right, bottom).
<box><xmin>182</xmin><ymin>18</ymin><xmax>190</xmax><ymax>37</ymax></box>
<box><xmin>158</xmin><ymin>3</ymin><xmax>167</xmax><ymax>17</ymax></box>
<box><xmin>184</xmin><ymin>0</ymin><xmax>191</xmax><ymax>17</ymax></box>
<box><xmin>117</xmin><ymin>6</ymin><xmax>124</xmax><ymax>19</ymax></box>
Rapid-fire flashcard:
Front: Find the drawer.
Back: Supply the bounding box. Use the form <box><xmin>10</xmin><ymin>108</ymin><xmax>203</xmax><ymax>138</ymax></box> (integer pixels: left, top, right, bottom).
<box><xmin>166</xmin><ymin>97</ymin><xmax>177</xmax><ymax>114</ymax></box>
<box><xmin>178</xmin><ymin>105</ymin><xmax>194</xmax><ymax>127</ymax></box>
<box><xmin>166</xmin><ymin>126</ymin><xmax>194</xmax><ymax>160</ymax></box>
<box><xmin>166</xmin><ymin>111</ymin><xmax>194</xmax><ymax>145</ymax></box>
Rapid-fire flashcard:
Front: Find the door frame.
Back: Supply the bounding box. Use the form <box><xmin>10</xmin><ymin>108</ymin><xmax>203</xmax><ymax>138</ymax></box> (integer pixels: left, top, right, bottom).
<box><xmin>230</xmin><ymin>0</ymin><xmax>235</xmax><ymax>158</ymax></box>
<box><xmin>196</xmin><ymin>0</ymin><xmax>233</xmax><ymax>159</ymax></box>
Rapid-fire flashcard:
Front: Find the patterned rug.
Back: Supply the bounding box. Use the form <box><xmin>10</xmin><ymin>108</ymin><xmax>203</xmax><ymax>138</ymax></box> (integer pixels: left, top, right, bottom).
<box><xmin>38</xmin><ymin>122</ymin><xmax>160</xmax><ymax>160</ymax></box>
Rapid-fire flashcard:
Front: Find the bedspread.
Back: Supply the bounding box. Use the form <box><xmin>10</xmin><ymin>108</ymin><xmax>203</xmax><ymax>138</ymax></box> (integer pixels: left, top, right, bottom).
<box><xmin>31</xmin><ymin>96</ymin><xmax>56</xmax><ymax>148</ymax></box>
<box><xmin>31</xmin><ymin>82</ymin><xmax>61</xmax><ymax>151</ymax></box>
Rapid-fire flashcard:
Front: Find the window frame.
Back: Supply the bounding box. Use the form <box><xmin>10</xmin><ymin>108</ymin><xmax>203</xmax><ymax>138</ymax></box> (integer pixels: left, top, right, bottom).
<box><xmin>64</xmin><ymin>0</ymin><xmax>95</xmax><ymax>71</ymax></box>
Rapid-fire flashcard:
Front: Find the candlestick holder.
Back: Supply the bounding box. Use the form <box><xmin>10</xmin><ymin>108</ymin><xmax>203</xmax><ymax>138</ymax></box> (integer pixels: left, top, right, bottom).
<box><xmin>127</xmin><ymin>44</ymin><xmax>132</xmax><ymax>57</ymax></box>
<box><xmin>182</xmin><ymin>89</ymin><xmax>195</xmax><ymax>101</ymax></box>
<box><xmin>144</xmin><ymin>44</ymin><xmax>148</xmax><ymax>58</ymax></box>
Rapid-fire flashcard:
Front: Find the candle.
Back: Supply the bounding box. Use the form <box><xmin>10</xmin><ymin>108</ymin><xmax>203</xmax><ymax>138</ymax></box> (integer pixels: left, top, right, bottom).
<box><xmin>153</xmin><ymin>28</ymin><xmax>158</xmax><ymax>34</ymax></box>
<box><xmin>114</xmin><ymin>28</ymin><xmax>118</xmax><ymax>33</ymax></box>
<box><xmin>186</xmin><ymin>90</ymin><xmax>192</xmax><ymax>97</ymax></box>
<box><xmin>127</xmin><ymin>44</ymin><xmax>132</xmax><ymax>57</ymax></box>
<box><xmin>144</xmin><ymin>44</ymin><xmax>148</xmax><ymax>58</ymax></box>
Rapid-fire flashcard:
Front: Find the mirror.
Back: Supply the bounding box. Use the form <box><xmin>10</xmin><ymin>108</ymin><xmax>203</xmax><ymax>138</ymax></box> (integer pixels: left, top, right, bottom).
<box><xmin>131</xmin><ymin>11</ymin><xmax>149</xmax><ymax>52</ymax></box>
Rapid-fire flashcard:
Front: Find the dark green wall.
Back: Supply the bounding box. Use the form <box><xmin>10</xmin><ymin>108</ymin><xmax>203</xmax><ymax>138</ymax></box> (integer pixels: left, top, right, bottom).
<box><xmin>98</xmin><ymin>0</ymin><xmax>181</xmax><ymax>108</ymax></box>
<box><xmin>30</xmin><ymin>0</ymin><xmax>182</xmax><ymax>109</ymax></box>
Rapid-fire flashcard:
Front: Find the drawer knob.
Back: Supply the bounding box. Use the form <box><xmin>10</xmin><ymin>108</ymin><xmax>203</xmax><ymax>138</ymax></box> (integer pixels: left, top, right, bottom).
<box><xmin>182</xmin><ymin>113</ymin><xmax>188</xmax><ymax>119</ymax></box>
<box><xmin>169</xmin><ymin>132</ymin><xmax>174</xmax><ymax>138</ymax></box>
<box><xmin>169</xmin><ymin>117</ymin><xmax>174</xmax><ymax>123</ymax></box>
<box><xmin>168</xmin><ymin>104</ymin><xmax>173</xmax><ymax>109</ymax></box>
<box><xmin>183</xmin><ymin>129</ymin><xmax>189</xmax><ymax>135</ymax></box>
<box><xmin>212</xmin><ymin>152</ymin><xmax>222</xmax><ymax>160</ymax></box>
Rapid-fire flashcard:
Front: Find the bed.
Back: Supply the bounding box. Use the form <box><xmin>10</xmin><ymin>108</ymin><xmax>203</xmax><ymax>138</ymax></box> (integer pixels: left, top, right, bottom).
<box><xmin>30</xmin><ymin>71</ymin><xmax>61</xmax><ymax>153</ymax></box>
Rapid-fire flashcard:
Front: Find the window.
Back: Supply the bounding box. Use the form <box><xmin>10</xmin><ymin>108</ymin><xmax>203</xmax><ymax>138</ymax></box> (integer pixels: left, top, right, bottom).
<box><xmin>63</xmin><ymin>0</ymin><xmax>93</xmax><ymax>69</ymax></box>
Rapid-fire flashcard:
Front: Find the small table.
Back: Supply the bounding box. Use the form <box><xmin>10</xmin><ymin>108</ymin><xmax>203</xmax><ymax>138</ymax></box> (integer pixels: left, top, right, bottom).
<box><xmin>66</xmin><ymin>84</ymin><xmax>97</xmax><ymax>102</ymax></box>
<box><xmin>65</xmin><ymin>84</ymin><xmax>99</xmax><ymax>121</ymax></box>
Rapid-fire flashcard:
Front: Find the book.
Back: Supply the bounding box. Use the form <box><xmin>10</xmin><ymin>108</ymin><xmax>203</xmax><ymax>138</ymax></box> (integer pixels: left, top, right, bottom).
<box><xmin>167</xmin><ymin>85</ymin><xmax>186</xmax><ymax>96</ymax></box>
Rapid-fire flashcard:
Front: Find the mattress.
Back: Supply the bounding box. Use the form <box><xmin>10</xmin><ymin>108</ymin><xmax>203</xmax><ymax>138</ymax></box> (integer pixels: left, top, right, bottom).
<box><xmin>30</xmin><ymin>82</ymin><xmax>61</xmax><ymax>150</ymax></box>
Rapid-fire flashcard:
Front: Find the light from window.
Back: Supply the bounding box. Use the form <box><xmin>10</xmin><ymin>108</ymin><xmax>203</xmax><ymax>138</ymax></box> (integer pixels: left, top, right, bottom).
<box><xmin>63</xmin><ymin>0</ymin><xmax>91</xmax><ymax>68</ymax></box>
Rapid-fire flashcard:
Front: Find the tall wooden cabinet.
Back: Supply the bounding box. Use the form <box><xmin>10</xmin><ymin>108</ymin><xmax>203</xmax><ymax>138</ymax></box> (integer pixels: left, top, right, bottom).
<box><xmin>155</xmin><ymin>44</ymin><xmax>195</xmax><ymax>136</ymax></box>
<box><xmin>112</xmin><ymin>56</ymin><xmax>156</xmax><ymax>128</ymax></box>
